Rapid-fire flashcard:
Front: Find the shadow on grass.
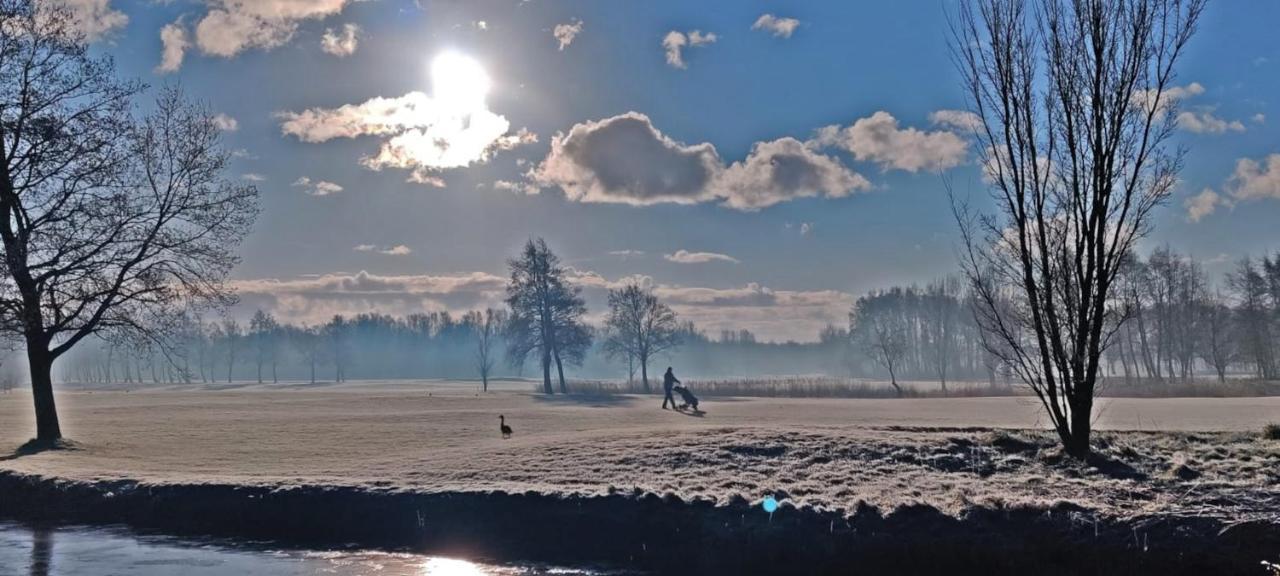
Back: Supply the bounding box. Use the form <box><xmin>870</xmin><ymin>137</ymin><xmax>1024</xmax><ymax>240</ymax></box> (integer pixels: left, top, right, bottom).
<box><xmin>0</xmin><ymin>438</ymin><xmax>81</xmax><ymax>462</ymax></box>
<box><xmin>530</xmin><ymin>393</ymin><xmax>637</xmax><ymax>407</ymax></box>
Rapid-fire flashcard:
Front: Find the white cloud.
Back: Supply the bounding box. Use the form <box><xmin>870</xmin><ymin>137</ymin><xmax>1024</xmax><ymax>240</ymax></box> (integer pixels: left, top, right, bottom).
<box><xmin>532</xmin><ymin>112</ymin><xmax>868</xmax><ymax>210</ymax></box>
<box><xmin>1227</xmin><ymin>154</ymin><xmax>1280</xmax><ymax>202</ymax></box>
<box><xmin>929</xmin><ymin>109</ymin><xmax>983</xmax><ymax>132</ymax></box>
<box><xmin>814</xmin><ymin>111</ymin><xmax>969</xmax><ymax>172</ymax></box>
<box><xmin>1132</xmin><ymin>82</ymin><xmax>1205</xmax><ymax>116</ymax></box>
<box><xmin>230</xmin><ymin>270</ymin><xmax>508</xmax><ymax>326</ymax></box>
<box><xmin>212</xmin><ymin>113</ymin><xmax>239</xmax><ymax>132</ymax></box>
<box><xmin>608</xmin><ymin>250</ymin><xmax>645</xmax><ymax>258</ymax></box>
<box><xmin>663</xmin><ymin>29</ymin><xmax>716</xmax><ymax>69</ymax></box>
<box><xmin>1176</xmin><ymin>110</ymin><xmax>1245</xmax><ymax>134</ymax></box>
<box><xmin>1252</xmin><ymin>113</ymin><xmax>1266</xmax><ymax>125</ymax></box>
<box><xmin>321</xmin><ymin>23</ymin><xmax>359</xmax><ymax>56</ymax></box>
<box><xmin>232</xmin><ymin>270</ymin><xmax>852</xmax><ymax>343</ymax></box>
<box><xmin>553</xmin><ymin>19</ymin><xmax>582</xmax><ymax>50</ymax></box>
<box><xmin>242</xmin><ymin>173</ymin><xmax>266</xmax><ymax>182</ymax></box>
<box><xmin>493</xmin><ymin>179</ymin><xmax>538</xmax><ymax>195</ymax></box>
<box><xmin>716</xmin><ymin>137</ymin><xmax>870</xmax><ymax>210</ymax></box>
<box><xmin>664</xmin><ymin>250</ymin><xmax>739</xmax><ymax>264</ymax></box>
<box><xmin>279</xmin><ymin>92</ymin><xmax>536</xmax><ymax>184</ymax></box>
<box><xmin>292</xmin><ymin>176</ymin><xmax>343</xmax><ymax>196</ymax></box>
<box><xmin>1184</xmin><ymin>188</ymin><xmax>1223</xmax><ymax>222</ymax></box>
<box><xmin>354</xmin><ymin>244</ymin><xmax>412</xmax><ymax>255</ymax></box>
<box><xmin>751</xmin><ymin>14</ymin><xmax>800</xmax><ymax>38</ymax></box>
<box><xmin>156</xmin><ymin>19</ymin><xmax>190</xmax><ymax>74</ymax></box>
<box><xmin>40</xmin><ymin>0</ymin><xmax>128</xmax><ymax>42</ymax></box>
<box><xmin>184</xmin><ymin>0</ymin><xmax>362</xmax><ymax>65</ymax></box>
<box><xmin>799</xmin><ymin>222</ymin><xmax>814</xmax><ymax>236</ymax></box>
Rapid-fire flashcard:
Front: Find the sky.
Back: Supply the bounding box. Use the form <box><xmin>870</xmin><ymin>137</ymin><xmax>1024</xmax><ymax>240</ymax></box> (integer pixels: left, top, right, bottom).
<box><xmin>62</xmin><ymin>0</ymin><xmax>1280</xmax><ymax>342</ymax></box>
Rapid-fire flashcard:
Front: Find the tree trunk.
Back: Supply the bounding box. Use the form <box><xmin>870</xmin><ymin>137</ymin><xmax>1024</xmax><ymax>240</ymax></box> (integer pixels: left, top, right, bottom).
<box><xmin>272</xmin><ymin>361</ymin><xmax>277</xmax><ymax>384</ymax></box>
<box><xmin>1065</xmin><ymin>401</ymin><xmax>1093</xmax><ymax>459</ymax></box>
<box><xmin>554</xmin><ymin>351</ymin><xmax>567</xmax><ymax>394</ymax></box>
<box><xmin>640</xmin><ymin>357</ymin><xmax>649</xmax><ymax>393</ymax></box>
<box><xmin>541</xmin><ymin>353</ymin><xmax>553</xmax><ymax>394</ymax></box>
<box><xmin>27</xmin><ymin>344</ymin><xmax>62</xmax><ymax>442</ymax></box>
<box><xmin>309</xmin><ymin>359</ymin><xmax>316</xmax><ymax>384</ymax></box>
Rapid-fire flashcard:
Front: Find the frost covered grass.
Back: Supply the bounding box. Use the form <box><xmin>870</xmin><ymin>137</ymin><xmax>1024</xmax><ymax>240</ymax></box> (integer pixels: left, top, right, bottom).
<box><xmin>1</xmin><ymin>383</ymin><xmax>1277</xmax><ymax>525</ymax></box>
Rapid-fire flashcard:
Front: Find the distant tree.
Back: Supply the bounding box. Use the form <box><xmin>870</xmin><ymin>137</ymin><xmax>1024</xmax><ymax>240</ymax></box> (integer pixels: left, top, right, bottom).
<box><xmin>1198</xmin><ymin>291</ymin><xmax>1236</xmax><ymax>383</ymax></box>
<box><xmin>221</xmin><ymin>319</ymin><xmax>242</xmax><ymax>383</ymax></box>
<box><xmin>1229</xmin><ymin>258</ymin><xmax>1275</xmax><ymax>379</ymax></box>
<box><xmin>852</xmin><ymin>296</ymin><xmax>908</xmax><ymax>395</ymax></box>
<box><xmin>325</xmin><ymin>315</ymin><xmax>350</xmax><ymax>382</ymax></box>
<box><xmin>603</xmin><ymin>283</ymin><xmax>682</xmax><ymax>391</ymax></box>
<box><xmin>952</xmin><ymin>0</ymin><xmax>1204</xmax><ymax>458</ymax></box>
<box><xmin>922</xmin><ymin>277</ymin><xmax>962</xmax><ymax>392</ymax></box>
<box><xmin>297</xmin><ymin>325</ymin><xmax>326</xmax><ymax>384</ymax></box>
<box><xmin>505</xmin><ymin>238</ymin><xmax>592</xmax><ymax>393</ymax></box>
<box><xmin>250</xmin><ymin>310</ymin><xmax>279</xmax><ymax>384</ymax></box>
<box><xmin>0</xmin><ymin>2</ymin><xmax>259</xmax><ymax>442</ymax></box>
<box><xmin>473</xmin><ymin>308</ymin><xmax>504</xmax><ymax>391</ymax></box>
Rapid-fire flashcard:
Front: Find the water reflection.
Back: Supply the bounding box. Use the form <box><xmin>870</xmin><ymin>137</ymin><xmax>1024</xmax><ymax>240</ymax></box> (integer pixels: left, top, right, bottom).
<box><xmin>28</xmin><ymin>526</ymin><xmax>50</xmax><ymax>576</ymax></box>
<box><xmin>0</xmin><ymin>521</ymin><xmax>608</xmax><ymax>576</ymax></box>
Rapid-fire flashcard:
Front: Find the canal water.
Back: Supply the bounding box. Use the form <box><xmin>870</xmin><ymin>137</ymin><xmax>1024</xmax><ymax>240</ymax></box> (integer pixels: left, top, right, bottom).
<box><xmin>0</xmin><ymin>521</ymin><xmax>611</xmax><ymax>576</ymax></box>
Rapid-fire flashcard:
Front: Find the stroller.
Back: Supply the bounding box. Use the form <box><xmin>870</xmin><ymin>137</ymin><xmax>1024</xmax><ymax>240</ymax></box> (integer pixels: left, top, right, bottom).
<box><xmin>672</xmin><ymin>384</ymin><xmax>700</xmax><ymax>412</ymax></box>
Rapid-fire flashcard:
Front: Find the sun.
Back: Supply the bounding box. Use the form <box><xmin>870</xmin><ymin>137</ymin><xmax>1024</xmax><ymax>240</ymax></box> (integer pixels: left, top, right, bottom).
<box><xmin>431</xmin><ymin>51</ymin><xmax>491</xmax><ymax>113</ymax></box>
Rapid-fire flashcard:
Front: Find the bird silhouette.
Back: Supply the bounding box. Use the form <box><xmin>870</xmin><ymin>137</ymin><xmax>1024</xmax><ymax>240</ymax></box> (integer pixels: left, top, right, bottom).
<box><xmin>499</xmin><ymin>414</ymin><xmax>513</xmax><ymax>439</ymax></box>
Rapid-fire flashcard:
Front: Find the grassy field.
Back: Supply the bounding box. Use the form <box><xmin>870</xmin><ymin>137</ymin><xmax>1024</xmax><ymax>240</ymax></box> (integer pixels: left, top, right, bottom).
<box><xmin>1</xmin><ymin>381</ymin><xmax>1277</xmax><ymax>522</ymax></box>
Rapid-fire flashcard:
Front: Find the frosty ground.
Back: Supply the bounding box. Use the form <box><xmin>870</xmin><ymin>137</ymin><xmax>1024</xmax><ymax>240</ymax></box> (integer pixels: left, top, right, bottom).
<box><xmin>0</xmin><ymin>381</ymin><xmax>1277</xmax><ymax>573</ymax></box>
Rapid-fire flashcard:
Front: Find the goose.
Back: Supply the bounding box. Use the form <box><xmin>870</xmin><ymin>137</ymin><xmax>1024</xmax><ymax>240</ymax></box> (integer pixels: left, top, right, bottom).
<box><xmin>499</xmin><ymin>414</ymin><xmax>513</xmax><ymax>439</ymax></box>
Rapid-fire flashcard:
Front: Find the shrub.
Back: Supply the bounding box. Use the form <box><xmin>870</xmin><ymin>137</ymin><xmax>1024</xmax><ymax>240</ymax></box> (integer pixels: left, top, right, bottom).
<box><xmin>1263</xmin><ymin>424</ymin><xmax>1280</xmax><ymax>441</ymax></box>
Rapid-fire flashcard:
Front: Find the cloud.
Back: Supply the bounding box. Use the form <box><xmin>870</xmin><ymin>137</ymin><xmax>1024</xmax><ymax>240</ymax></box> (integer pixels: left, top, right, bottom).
<box><xmin>1227</xmin><ymin>154</ymin><xmax>1280</xmax><ymax>203</ymax></box>
<box><xmin>279</xmin><ymin>92</ymin><xmax>536</xmax><ymax>184</ymax></box>
<box><xmin>1252</xmin><ymin>113</ymin><xmax>1266</xmax><ymax>125</ymax></box>
<box><xmin>532</xmin><ymin>112</ymin><xmax>868</xmax><ymax>210</ymax></box>
<box><xmin>929</xmin><ymin>109</ymin><xmax>983</xmax><ymax>132</ymax></box>
<box><xmin>242</xmin><ymin>173</ymin><xmax>266</xmax><ymax>181</ymax></box>
<box><xmin>212</xmin><ymin>113</ymin><xmax>239</xmax><ymax>132</ymax></box>
<box><xmin>292</xmin><ymin>176</ymin><xmax>343</xmax><ymax>196</ymax></box>
<box><xmin>751</xmin><ymin>14</ymin><xmax>800</xmax><ymax>38</ymax></box>
<box><xmin>717</xmin><ymin>137</ymin><xmax>870</xmax><ymax>209</ymax></box>
<box><xmin>814</xmin><ymin>111</ymin><xmax>969</xmax><ymax>172</ymax></box>
<box><xmin>354</xmin><ymin>244</ymin><xmax>412</xmax><ymax>255</ymax></box>
<box><xmin>174</xmin><ymin>0</ymin><xmax>362</xmax><ymax>66</ymax></box>
<box><xmin>663</xmin><ymin>29</ymin><xmax>716</xmax><ymax>69</ymax></box>
<box><xmin>232</xmin><ymin>270</ymin><xmax>852</xmax><ymax>342</ymax></box>
<box><xmin>493</xmin><ymin>179</ymin><xmax>538</xmax><ymax>195</ymax></box>
<box><xmin>799</xmin><ymin>222</ymin><xmax>814</xmax><ymax>236</ymax></box>
<box><xmin>553</xmin><ymin>19</ymin><xmax>583</xmax><ymax>50</ymax></box>
<box><xmin>1176</xmin><ymin>110</ymin><xmax>1245</xmax><ymax>134</ymax></box>
<box><xmin>41</xmin><ymin>0</ymin><xmax>128</xmax><ymax>42</ymax></box>
<box><xmin>664</xmin><ymin>250</ymin><xmax>739</xmax><ymax>264</ymax></box>
<box><xmin>156</xmin><ymin>19</ymin><xmax>190</xmax><ymax>74</ymax></box>
<box><xmin>1132</xmin><ymin>82</ymin><xmax>1205</xmax><ymax>115</ymax></box>
<box><xmin>231</xmin><ymin>270</ymin><xmax>508</xmax><ymax>325</ymax></box>
<box><xmin>1184</xmin><ymin>188</ymin><xmax>1223</xmax><ymax>222</ymax></box>
<box><xmin>320</xmin><ymin>22</ymin><xmax>359</xmax><ymax>56</ymax></box>
<box><xmin>608</xmin><ymin>250</ymin><xmax>645</xmax><ymax>258</ymax></box>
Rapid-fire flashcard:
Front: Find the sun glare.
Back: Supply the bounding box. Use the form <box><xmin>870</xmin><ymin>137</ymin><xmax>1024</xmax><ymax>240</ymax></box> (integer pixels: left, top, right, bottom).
<box><xmin>431</xmin><ymin>51</ymin><xmax>491</xmax><ymax>113</ymax></box>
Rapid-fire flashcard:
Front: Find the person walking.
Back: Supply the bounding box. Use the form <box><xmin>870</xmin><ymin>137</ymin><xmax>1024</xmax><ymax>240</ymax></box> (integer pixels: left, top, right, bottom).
<box><xmin>661</xmin><ymin>367</ymin><xmax>681</xmax><ymax>410</ymax></box>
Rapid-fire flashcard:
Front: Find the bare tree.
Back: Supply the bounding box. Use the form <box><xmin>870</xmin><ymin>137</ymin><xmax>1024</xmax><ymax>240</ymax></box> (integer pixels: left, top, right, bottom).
<box><xmin>852</xmin><ymin>293</ymin><xmax>909</xmax><ymax>395</ymax></box>
<box><xmin>505</xmin><ymin>239</ymin><xmax>591</xmax><ymax>393</ymax></box>
<box><xmin>603</xmin><ymin>283</ymin><xmax>682</xmax><ymax>392</ymax></box>
<box><xmin>250</xmin><ymin>310</ymin><xmax>279</xmax><ymax>384</ymax></box>
<box><xmin>952</xmin><ymin>0</ymin><xmax>1204</xmax><ymax>457</ymax></box>
<box><xmin>221</xmin><ymin>319</ymin><xmax>241</xmax><ymax>383</ymax></box>
<box><xmin>325</xmin><ymin>315</ymin><xmax>349</xmax><ymax>383</ymax></box>
<box><xmin>0</xmin><ymin>2</ymin><xmax>259</xmax><ymax>443</ymax></box>
<box><xmin>474</xmin><ymin>308</ymin><xmax>503</xmax><ymax>391</ymax></box>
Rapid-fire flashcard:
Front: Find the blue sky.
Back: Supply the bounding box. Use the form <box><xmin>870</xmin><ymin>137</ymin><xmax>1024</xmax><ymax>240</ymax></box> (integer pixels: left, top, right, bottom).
<box><xmin>72</xmin><ymin>0</ymin><xmax>1280</xmax><ymax>341</ymax></box>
